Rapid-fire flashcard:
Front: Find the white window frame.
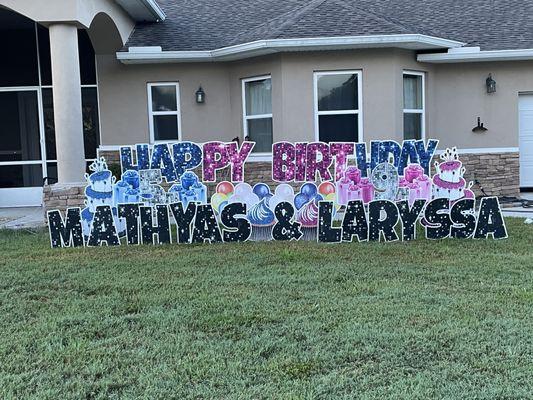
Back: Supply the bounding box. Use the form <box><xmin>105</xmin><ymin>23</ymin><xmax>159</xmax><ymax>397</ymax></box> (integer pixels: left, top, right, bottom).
<box><xmin>242</xmin><ymin>75</ymin><xmax>273</xmax><ymax>158</ymax></box>
<box><xmin>403</xmin><ymin>70</ymin><xmax>426</xmax><ymax>141</ymax></box>
<box><xmin>313</xmin><ymin>70</ymin><xmax>363</xmax><ymax>143</ymax></box>
<box><xmin>147</xmin><ymin>82</ymin><xmax>182</xmax><ymax>143</ymax></box>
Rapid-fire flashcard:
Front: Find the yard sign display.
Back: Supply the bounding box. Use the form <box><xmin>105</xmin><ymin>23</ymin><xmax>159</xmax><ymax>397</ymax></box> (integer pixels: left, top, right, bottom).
<box><xmin>48</xmin><ymin>139</ymin><xmax>507</xmax><ymax>248</ymax></box>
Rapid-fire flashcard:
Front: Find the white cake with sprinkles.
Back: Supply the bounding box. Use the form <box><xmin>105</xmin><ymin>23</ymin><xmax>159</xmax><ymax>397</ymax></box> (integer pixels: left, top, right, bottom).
<box><xmin>432</xmin><ymin>148</ymin><xmax>475</xmax><ymax>202</ymax></box>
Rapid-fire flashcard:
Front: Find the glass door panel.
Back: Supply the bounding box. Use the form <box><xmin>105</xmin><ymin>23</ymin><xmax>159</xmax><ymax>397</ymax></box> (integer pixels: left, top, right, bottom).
<box><xmin>0</xmin><ymin>91</ymin><xmax>41</xmax><ymax>162</ymax></box>
<box><xmin>0</xmin><ymin>89</ymin><xmax>44</xmax><ymax>207</ymax></box>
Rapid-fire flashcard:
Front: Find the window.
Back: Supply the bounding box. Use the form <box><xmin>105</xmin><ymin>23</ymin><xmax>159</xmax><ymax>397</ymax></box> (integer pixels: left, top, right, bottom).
<box><xmin>147</xmin><ymin>83</ymin><xmax>181</xmax><ymax>142</ymax></box>
<box><xmin>403</xmin><ymin>72</ymin><xmax>425</xmax><ymax>140</ymax></box>
<box><xmin>242</xmin><ymin>76</ymin><xmax>273</xmax><ymax>153</ymax></box>
<box><xmin>314</xmin><ymin>71</ymin><xmax>362</xmax><ymax>143</ymax></box>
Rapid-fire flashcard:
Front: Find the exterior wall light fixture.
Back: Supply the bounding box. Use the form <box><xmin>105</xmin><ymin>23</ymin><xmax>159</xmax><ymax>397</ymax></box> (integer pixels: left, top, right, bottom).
<box><xmin>196</xmin><ymin>86</ymin><xmax>205</xmax><ymax>104</ymax></box>
<box><xmin>472</xmin><ymin>117</ymin><xmax>488</xmax><ymax>133</ymax></box>
<box><xmin>486</xmin><ymin>74</ymin><xmax>496</xmax><ymax>94</ymax></box>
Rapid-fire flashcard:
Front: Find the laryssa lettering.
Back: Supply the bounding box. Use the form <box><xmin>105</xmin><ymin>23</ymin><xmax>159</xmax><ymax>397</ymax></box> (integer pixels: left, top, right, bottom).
<box><xmin>47</xmin><ymin>140</ymin><xmax>509</xmax><ymax>248</ymax></box>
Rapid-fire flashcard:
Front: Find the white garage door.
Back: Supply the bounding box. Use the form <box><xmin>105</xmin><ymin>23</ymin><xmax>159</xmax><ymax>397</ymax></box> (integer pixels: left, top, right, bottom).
<box><xmin>519</xmin><ymin>95</ymin><xmax>533</xmax><ymax>188</ymax></box>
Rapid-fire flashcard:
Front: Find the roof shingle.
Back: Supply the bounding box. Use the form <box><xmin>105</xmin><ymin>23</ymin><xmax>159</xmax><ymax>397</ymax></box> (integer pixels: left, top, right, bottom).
<box><xmin>121</xmin><ymin>0</ymin><xmax>533</xmax><ymax>52</ymax></box>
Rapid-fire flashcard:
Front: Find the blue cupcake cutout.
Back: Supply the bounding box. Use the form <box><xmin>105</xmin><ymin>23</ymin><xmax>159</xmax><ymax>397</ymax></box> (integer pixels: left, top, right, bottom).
<box><xmin>247</xmin><ymin>197</ymin><xmax>275</xmax><ymax>226</ymax></box>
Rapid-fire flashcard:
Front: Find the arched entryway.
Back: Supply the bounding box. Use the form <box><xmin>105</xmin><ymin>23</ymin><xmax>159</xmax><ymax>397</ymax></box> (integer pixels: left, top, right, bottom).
<box><xmin>0</xmin><ymin>4</ymin><xmax>128</xmax><ymax>207</ymax></box>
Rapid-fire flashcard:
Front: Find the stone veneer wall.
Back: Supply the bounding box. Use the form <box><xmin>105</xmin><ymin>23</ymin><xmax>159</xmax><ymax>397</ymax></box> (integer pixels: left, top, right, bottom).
<box><xmin>43</xmin><ymin>183</ymin><xmax>86</xmax><ymax>216</ymax></box>
<box><xmin>458</xmin><ymin>152</ymin><xmax>520</xmax><ymax>198</ymax></box>
<box><xmin>42</xmin><ymin>150</ymin><xmax>521</xmax><ymax>216</ymax></box>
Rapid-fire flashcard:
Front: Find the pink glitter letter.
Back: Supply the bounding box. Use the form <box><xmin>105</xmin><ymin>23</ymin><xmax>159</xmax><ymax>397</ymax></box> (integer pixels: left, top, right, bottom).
<box><xmin>272</xmin><ymin>142</ymin><xmax>295</xmax><ymax>182</ymax></box>
<box><xmin>226</xmin><ymin>141</ymin><xmax>254</xmax><ymax>182</ymax></box>
<box><xmin>295</xmin><ymin>142</ymin><xmax>307</xmax><ymax>182</ymax></box>
<box><xmin>203</xmin><ymin>141</ymin><xmax>229</xmax><ymax>182</ymax></box>
<box><xmin>330</xmin><ymin>142</ymin><xmax>355</xmax><ymax>182</ymax></box>
<box><xmin>306</xmin><ymin>142</ymin><xmax>332</xmax><ymax>181</ymax></box>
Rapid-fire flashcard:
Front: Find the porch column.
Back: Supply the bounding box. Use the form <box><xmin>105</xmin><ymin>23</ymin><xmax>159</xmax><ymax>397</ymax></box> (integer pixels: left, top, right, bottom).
<box><xmin>48</xmin><ymin>23</ymin><xmax>86</xmax><ymax>183</ymax></box>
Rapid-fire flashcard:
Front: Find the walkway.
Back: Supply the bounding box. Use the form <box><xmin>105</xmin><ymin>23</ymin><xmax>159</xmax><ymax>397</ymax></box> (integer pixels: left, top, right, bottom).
<box><xmin>0</xmin><ymin>207</ymin><xmax>45</xmax><ymax>230</ymax></box>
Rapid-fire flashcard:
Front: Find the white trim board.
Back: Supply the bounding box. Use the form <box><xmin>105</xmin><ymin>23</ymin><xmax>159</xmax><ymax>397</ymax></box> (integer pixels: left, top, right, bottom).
<box><xmin>435</xmin><ymin>147</ymin><xmax>519</xmax><ymax>155</ymax></box>
<box><xmin>117</xmin><ymin>34</ymin><xmax>465</xmax><ymax>64</ymax></box>
<box><xmin>98</xmin><ymin>145</ymin><xmax>123</xmax><ymax>152</ymax></box>
<box><xmin>0</xmin><ymin>187</ymin><xmax>43</xmax><ymax>208</ymax></box>
<box><xmin>115</xmin><ymin>0</ymin><xmax>166</xmax><ymax>22</ymax></box>
<box><xmin>418</xmin><ymin>48</ymin><xmax>533</xmax><ymax>63</ymax></box>
<box><xmin>247</xmin><ymin>154</ymin><xmax>273</xmax><ymax>162</ymax></box>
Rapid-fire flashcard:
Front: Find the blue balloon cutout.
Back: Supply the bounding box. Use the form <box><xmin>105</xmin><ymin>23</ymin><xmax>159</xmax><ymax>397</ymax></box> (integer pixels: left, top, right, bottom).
<box><xmin>253</xmin><ymin>183</ymin><xmax>271</xmax><ymax>199</ymax></box>
<box><xmin>295</xmin><ymin>193</ymin><xmax>310</xmax><ymax>210</ymax></box>
<box><xmin>301</xmin><ymin>183</ymin><xmax>317</xmax><ymax>197</ymax></box>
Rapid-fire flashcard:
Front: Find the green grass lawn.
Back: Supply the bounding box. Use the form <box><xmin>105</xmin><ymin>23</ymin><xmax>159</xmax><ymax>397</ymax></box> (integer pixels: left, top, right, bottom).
<box><xmin>0</xmin><ymin>219</ymin><xmax>532</xmax><ymax>399</ymax></box>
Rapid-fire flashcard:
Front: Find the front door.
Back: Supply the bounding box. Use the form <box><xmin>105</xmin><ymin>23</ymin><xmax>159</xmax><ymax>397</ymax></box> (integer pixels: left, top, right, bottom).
<box><xmin>519</xmin><ymin>94</ymin><xmax>533</xmax><ymax>189</ymax></box>
<box><xmin>0</xmin><ymin>88</ymin><xmax>45</xmax><ymax>207</ymax></box>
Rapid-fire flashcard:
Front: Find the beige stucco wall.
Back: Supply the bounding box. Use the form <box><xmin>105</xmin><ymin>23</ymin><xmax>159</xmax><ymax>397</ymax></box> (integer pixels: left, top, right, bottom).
<box><xmin>426</xmin><ymin>61</ymin><xmax>533</xmax><ymax>149</ymax></box>
<box><xmin>97</xmin><ymin>49</ymin><xmax>428</xmax><ymax>146</ymax></box>
<box><xmin>96</xmin><ymin>55</ymin><xmax>235</xmax><ymax>144</ymax></box>
<box><xmin>96</xmin><ymin>48</ymin><xmax>533</xmax><ymax>152</ymax></box>
<box><xmin>97</xmin><ymin>54</ymin><xmax>286</xmax><ymax>145</ymax></box>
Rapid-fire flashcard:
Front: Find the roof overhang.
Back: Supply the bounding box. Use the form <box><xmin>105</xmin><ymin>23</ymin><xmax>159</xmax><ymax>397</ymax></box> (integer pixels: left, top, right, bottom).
<box><xmin>115</xmin><ymin>0</ymin><xmax>165</xmax><ymax>22</ymax></box>
<box><xmin>117</xmin><ymin>34</ymin><xmax>465</xmax><ymax>64</ymax></box>
<box><xmin>418</xmin><ymin>47</ymin><xmax>533</xmax><ymax>63</ymax></box>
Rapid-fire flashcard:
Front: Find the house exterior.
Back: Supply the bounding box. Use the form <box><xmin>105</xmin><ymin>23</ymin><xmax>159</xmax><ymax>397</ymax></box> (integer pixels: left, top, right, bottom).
<box><xmin>0</xmin><ymin>0</ymin><xmax>532</xmax><ymax>210</ymax></box>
